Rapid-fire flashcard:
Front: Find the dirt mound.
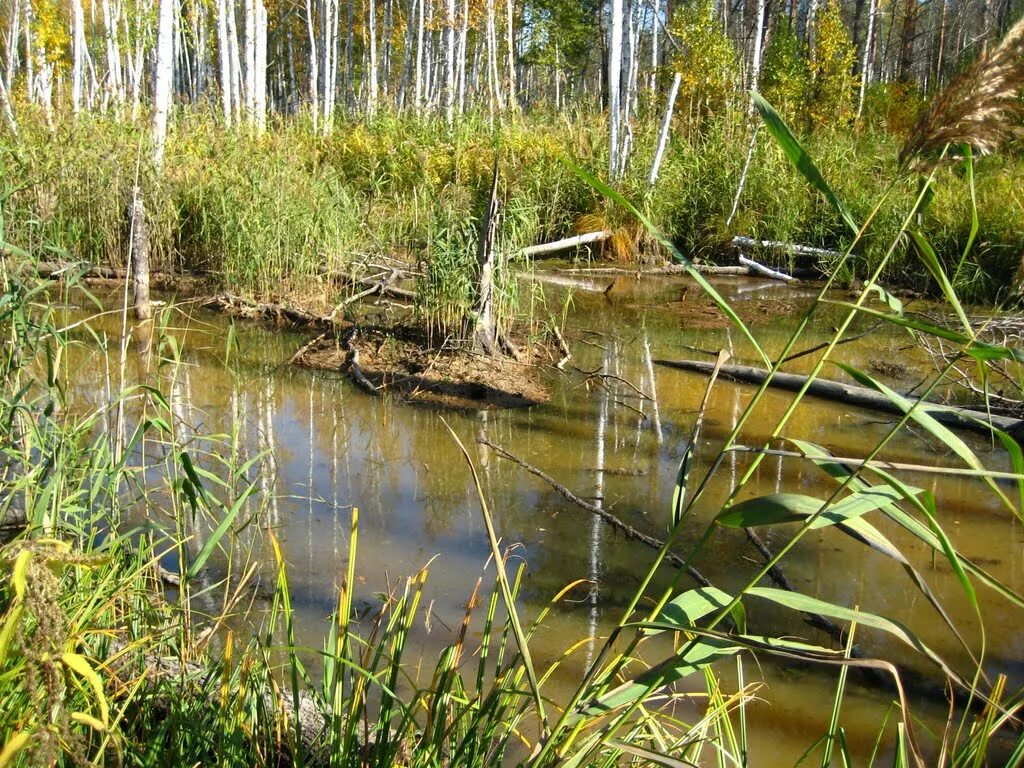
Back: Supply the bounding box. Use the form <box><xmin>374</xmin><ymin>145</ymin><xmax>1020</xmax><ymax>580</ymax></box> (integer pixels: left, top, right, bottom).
<box><xmin>294</xmin><ymin>324</ymin><xmax>550</xmax><ymax>410</ymax></box>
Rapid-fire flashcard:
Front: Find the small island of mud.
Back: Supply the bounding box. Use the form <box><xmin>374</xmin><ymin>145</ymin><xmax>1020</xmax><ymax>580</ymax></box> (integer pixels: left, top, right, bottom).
<box><xmin>292</xmin><ymin>324</ymin><xmax>551</xmax><ymax>410</ymax></box>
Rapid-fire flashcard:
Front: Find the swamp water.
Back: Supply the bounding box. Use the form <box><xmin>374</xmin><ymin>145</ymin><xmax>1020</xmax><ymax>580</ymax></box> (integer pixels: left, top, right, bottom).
<box><xmin>57</xmin><ymin>275</ymin><xmax>1023</xmax><ymax>764</ymax></box>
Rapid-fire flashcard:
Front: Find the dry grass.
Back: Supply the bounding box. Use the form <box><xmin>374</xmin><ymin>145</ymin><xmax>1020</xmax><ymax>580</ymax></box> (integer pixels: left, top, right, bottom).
<box><xmin>900</xmin><ymin>17</ymin><xmax>1024</xmax><ymax>169</ymax></box>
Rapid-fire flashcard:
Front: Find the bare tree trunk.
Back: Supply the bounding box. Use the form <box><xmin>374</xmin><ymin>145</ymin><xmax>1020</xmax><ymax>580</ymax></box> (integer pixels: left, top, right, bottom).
<box><xmin>71</xmin><ymin>0</ymin><xmax>86</xmax><ymax>113</ymax></box>
<box><xmin>504</xmin><ymin>0</ymin><xmax>515</xmax><ymax>110</ymax></box>
<box><xmin>608</xmin><ymin>0</ymin><xmax>623</xmax><ymax>178</ymax></box>
<box><xmin>414</xmin><ymin>0</ymin><xmax>424</xmax><ymax>111</ymax></box>
<box><xmin>472</xmin><ymin>161</ymin><xmax>500</xmax><ymax>356</ymax></box>
<box><xmin>304</xmin><ymin>0</ymin><xmax>318</xmax><ymax>130</ymax></box>
<box><xmin>226</xmin><ymin>0</ymin><xmax>243</xmax><ymax>122</ymax></box>
<box><xmin>153</xmin><ymin>0</ymin><xmax>175</xmax><ymax>165</ymax></box>
<box><xmin>0</xmin><ymin>69</ymin><xmax>16</xmax><ymax>134</ymax></box>
<box><xmin>647</xmin><ymin>71</ymin><xmax>680</xmax><ymax>188</ymax></box>
<box><xmin>649</xmin><ymin>0</ymin><xmax>658</xmax><ymax>94</ymax></box>
<box><xmin>129</xmin><ymin>186</ymin><xmax>152</xmax><ymax>321</ymax></box>
<box><xmin>856</xmin><ymin>0</ymin><xmax>877</xmax><ymax>117</ymax></box>
<box><xmin>254</xmin><ymin>0</ymin><xmax>267</xmax><ymax>130</ymax></box>
<box><xmin>444</xmin><ymin>0</ymin><xmax>455</xmax><ymax>123</ymax></box>
<box><xmin>367</xmin><ymin>0</ymin><xmax>378</xmax><ymax>115</ymax></box>
<box><xmin>456</xmin><ymin>0</ymin><xmax>468</xmax><ymax>114</ymax></box>
<box><xmin>217</xmin><ymin>0</ymin><xmax>233</xmax><ymax>123</ymax></box>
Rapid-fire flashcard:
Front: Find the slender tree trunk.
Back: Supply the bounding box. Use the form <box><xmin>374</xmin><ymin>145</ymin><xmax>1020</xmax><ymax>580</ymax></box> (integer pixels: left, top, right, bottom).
<box><xmin>304</xmin><ymin>0</ymin><xmax>319</xmax><ymax>129</ymax></box>
<box><xmin>226</xmin><ymin>0</ymin><xmax>243</xmax><ymax>122</ymax></box>
<box><xmin>748</xmin><ymin>0</ymin><xmax>766</xmax><ymax>97</ymax></box>
<box><xmin>856</xmin><ymin>0</ymin><xmax>877</xmax><ymax>117</ymax></box>
<box><xmin>649</xmin><ymin>0</ymin><xmax>659</xmax><ymax>94</ymax></box>
<box><xmin>444</xmin><ymin>0</ymin><xmax>455</xmax><ymax>123</ymax></box>
<box><xmin>608</xmin><ymin>0</ymin><xmax>623</xmax><ymax>178</ymax></box>
<box><xmin>367</xmin><ymin>0</ymin><xmax>378</xmax><ymax>116</ymax></box>
<box><xmin>414</xmin><ymin>0</ymin><xmax>424</xmax><ymax>111</ymax></box>
<box><xmin>0</xmin><ymin>67</ymin><xmax>16</xmax><ymax>134</ymax></box>
<box><xmin>244</xmin><ymin>0</ymin><xmax>256</xmax><ymax>119</ymax></box>
<box><xmin>647</xmin><ymin>71</ymin><xmax>680</xmax><ymax>188</ymax></box>
<box><xmin>153</xmin><ymin>0</ymin><xmax>175</xmax><ymax>165</ymax></box>
<box><xmin>456</xmin><ymin>0</ymin><xmax>468</xmax><ymax>114</ymax></box>
<box><xmin>71</xmin><ymin>0</ymin><xmax>86</xmax><ymax>113</ymax></box>
<box><xmin>217</xmin><ymin>0</ymin><xmax>232</xmax><ymax>124</ymax></box>
<box><xmin>254</xmin><ymin>0</ymin><xmax>267</xmax><ymax>129</ymax></box>
<box><xmin>504</xmin><ymin>0</ymin><xmax>515</xmax><ymax>109</ymax></box>
<box><xmin>128</xmin><ymin>186</ymin><xmax>152</xmax><ymax>320</ymax></box>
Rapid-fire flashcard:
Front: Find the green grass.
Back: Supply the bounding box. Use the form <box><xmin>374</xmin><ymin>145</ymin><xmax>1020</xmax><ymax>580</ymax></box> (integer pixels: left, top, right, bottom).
<box><xmin>1</xmin><ymin>106</ymin><xmax>1022</xmax><ymax>305</ymax></box>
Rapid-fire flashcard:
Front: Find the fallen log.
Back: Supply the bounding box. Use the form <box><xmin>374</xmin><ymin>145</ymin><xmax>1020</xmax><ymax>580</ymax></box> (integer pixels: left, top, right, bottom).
<box><xmin>522</xmin><ymin>230</ymin><xmax>613</xmax><ymax>258</ymax></box>
<box><xmin>203</xmin><ymin>293</ymin><xmax>338</xmax><ymax>328</ymax></box>
<box><xmin>556</xmin><ymin>264</ymin><xmax>749</xmax><ymax>277</ymax></box>
<box><xmin>655</xmin><ymin>359</ymin><xmax>1024</xmax><ymax>441</ymax></box>
<box><xmin>732</xmin><ymin>235</ymin><xmax>843</xmax><ymax>261</ymax></box>
<box><xmin>738</xmin><ymin>255</ymin><xmax>798</xmax><ymax>283</ymax></box>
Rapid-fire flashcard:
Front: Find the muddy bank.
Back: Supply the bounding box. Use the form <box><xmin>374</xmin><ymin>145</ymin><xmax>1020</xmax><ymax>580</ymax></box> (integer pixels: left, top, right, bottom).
<box><xmin>292</xmin><ymin>324</ymin><xmax>550</xmax><ymax>410</ymax></box>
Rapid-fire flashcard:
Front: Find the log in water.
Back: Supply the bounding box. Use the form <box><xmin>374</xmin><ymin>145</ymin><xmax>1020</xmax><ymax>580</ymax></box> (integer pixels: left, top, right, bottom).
<box><xmin>655</xmin><ymin>358</ymin><xmax>1024</xmax><ymax>441</ymax></box>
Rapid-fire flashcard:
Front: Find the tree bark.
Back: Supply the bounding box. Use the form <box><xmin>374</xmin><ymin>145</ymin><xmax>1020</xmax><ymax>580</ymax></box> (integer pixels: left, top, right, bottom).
<box><xmin>655</xmin><ymin>359</ymin><xmax>1024</xmax><ymax>441</ymax></box>
<box><xmin>152</xmin><ymin>0</ymin><xmax>175</xmax><ymax>165</ymax></box>
<box><xmin>128</xmin><ymin>186</ymin><xmax>152</xmax><ymax>321</ymax></box>
<box><xmin>472</xmin><ymin>161</ymin><xmax>501</xmax><ymax>356</ymax></box>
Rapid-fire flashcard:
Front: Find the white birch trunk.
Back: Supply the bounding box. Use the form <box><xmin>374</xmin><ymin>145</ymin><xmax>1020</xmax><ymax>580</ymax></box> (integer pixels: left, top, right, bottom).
<box><xmin>444</xmin><ymin>0</ymin><xmax>455</xmax><ymax>123</ymax></box>
<box><xmin>304</xmin><ymin>0</ymin><xmax>318</xmax><ymax>130</ymax></box>
<box><xmin>244</xmin><ymin>0</ymin><xmax>255</xmax><ymax>120</ymax></box>
<box><xmin>647</xmin><ymin>71</ymin><xmax>679</xmax><ymax>187</ymax></box>
<box><xmin>856</xmin><ymin>0</ymin><xmax>878</xmax><ymax>119</ymax></box>
<box><xmin>21</xmin><ymin>0</ymin><xmax>32</xmax><ymax>104</ymax></box>
<box><xmin>455</xmin><ymin>0</ymin><xmax>468</xmax><ymax>114</ymax></box>
<box><xmin>608</xmin><ymin>0</ymin><xmax>623</xmax><ymax>178</ymax></box>
<box><xmin>748</xmin><ymin>0</ymin><xmax>766</xmax><ymax>97</ymax></box>
<box><xmin>0</xmin><ymin>67</ymin><xmax>16</xmax><ymax>134</ymax></box>
<box><xmin>254</xmin><ymin>0</ymin><xmax>267</xmax><ymax>129</ymax></box>
<box><xmin>367</xmin><ymin>0</ymin><xmax>378</xmax><ymax>116</ymax></box>
<box><xmin>71</xmin><ymin>0</ymin><xmax>86</xmax><ymax>113</ymax></box>
<box><xmin>217</xmin><ymin>0</ymin><xmax>233</xmax><ymax>124</ymax></box>
<box><xmin>649</xmin><ymin>0</ymin><xmax>659</xmax><ymax>93</ymax></box>
<box><xmin>414</xmin><ymin>0</ymin><xmax>424</xmax><ymax>111</ymax></box>
<box><xmin>226</xmin><ymin>0</ymin><xmax>243</xmax><ymax>122</ymax></box>
<box><xmin>153</xmin><ymin>0</ymin><xmax>175</xmax><ymax>166</ymax></box>
<box><xmin>504</xmin><ymin>0</ymin><xmax>515</xmax><ymax>109</ymax></box>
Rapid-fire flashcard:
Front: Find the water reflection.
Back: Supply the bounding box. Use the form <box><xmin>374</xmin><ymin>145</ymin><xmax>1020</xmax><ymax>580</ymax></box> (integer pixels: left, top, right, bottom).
<box><xmin>54</xmin><ymin>277</ymin><xmax>1024</xmax><ymax>765</ymax></box>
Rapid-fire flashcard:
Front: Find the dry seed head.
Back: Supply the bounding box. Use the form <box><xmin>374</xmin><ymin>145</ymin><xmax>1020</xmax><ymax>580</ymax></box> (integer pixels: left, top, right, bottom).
<box><xmin>900</xmin><ymin>16</ymin><xmax>1024</xmax><ymax>169</ymax></box>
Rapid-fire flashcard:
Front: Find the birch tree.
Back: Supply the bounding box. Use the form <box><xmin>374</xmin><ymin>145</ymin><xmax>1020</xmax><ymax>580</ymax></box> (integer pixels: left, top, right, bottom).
<box><xmin>608</xmin><ymin>0</ymin><xmax>623</xmax><ymax>178</ymax></box>
<box><xmin>153</xmin><ymin>0</ymin><xmax>175</xmax><ymax>164</ymax></box>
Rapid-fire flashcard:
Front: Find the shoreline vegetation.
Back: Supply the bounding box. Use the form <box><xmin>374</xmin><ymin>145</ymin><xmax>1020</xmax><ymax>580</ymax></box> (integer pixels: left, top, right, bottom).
<box><xmin>3</xmin><ymin>109</ymin><xmax>1023</xmax><ymax>305</ymax></box>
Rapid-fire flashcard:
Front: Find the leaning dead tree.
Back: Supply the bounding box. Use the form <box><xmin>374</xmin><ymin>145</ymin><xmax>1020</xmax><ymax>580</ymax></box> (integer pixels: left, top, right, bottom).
<box><xmin>127</xmin><ymin>185</ymin><xmax>152</xmax><ymax>321</ymax></box>
<box><xmin>471</xmin><ymin>160</ymin><xmax>501</xmax><ymax>356</ymax></box>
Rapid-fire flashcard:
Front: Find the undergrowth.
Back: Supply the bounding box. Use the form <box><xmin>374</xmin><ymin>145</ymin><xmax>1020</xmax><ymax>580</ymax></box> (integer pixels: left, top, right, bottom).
<box><xmin>1</xmin><ymin>108</ymin><xmax>1022</xmax><ymax>303</ymax></box>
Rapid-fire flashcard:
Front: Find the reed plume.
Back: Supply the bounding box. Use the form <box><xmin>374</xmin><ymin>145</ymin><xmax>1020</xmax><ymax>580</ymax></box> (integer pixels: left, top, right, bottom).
<box><xmin>900</xmin><ymin>16</ymin><xmax>1024</xmax><ymax>169</ymax></box>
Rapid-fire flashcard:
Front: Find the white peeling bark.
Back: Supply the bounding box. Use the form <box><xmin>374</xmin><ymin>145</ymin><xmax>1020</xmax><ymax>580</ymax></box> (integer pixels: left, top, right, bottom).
<box><xmin>152</xmin><ymin>0</ymin><xmax>175</xmax><ymax>166</ymax></box>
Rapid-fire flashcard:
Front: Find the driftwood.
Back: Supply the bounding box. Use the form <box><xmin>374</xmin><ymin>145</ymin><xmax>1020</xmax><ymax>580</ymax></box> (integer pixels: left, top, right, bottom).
<box><xmin>551</xmin><ymin>325</ymin><xmax>572</xmax><ymax>371</ymax></box>
<box><xmin>522</xmin><ymin>230</ymin><xmax>612</xmax><ymax>258</ymax></box>
<box><xmin>656</xmin><ymin>359</ymin><xmax>1024</xmax><ymax>441</ymax></box>
<box><xmin>477</xmin><ymin>438</ymin><xmax>712</xmax><ymax>588</ymax></box>
<box><xmin>341</xmin><ymin>330</ymin><xmax>380</xmax><ymax>396</ymax></box>
<box><xmin>737</xmin><ymin>255</ymin><xmax>797</xmax><ymax>283</ymax></box>
<box><xmin>732</xmin><ymin>235</ymin><xmax>843</xmax><ymax>261</ymax></box>
<box><xmin>555</xmin><ymin>261</ymin><xmax>795</xmax><ymax>280</ymax></box>
<box><xmin>477</xmin><ymin>438</ymin><xmax>856</xmax><ymax>648</ymax></box>
<box><xmin>204</xmin><ymin>293</ymin><xmax>338</xmax><ymax>328</ymax></box>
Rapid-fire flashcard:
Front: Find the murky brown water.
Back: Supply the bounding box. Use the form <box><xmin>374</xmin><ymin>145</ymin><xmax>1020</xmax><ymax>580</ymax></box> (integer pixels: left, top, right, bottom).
<box><xmin>55</xmin><ymin>275</ymin><xmax>1024</xmax><ymax>764</ymax></box>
